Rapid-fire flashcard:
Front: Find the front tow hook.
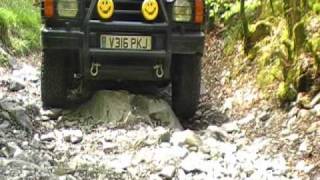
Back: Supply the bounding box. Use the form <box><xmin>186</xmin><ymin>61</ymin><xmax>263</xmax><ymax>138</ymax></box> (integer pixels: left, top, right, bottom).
<box><xmin>90</xmin><ymin>62</ymin><xmax>101</xmax><ymax>77</ymax></box>
<box><xmin>153</xmin><ymin>64</ymin><xmax>164</xmax><ymax>79</ymax></box>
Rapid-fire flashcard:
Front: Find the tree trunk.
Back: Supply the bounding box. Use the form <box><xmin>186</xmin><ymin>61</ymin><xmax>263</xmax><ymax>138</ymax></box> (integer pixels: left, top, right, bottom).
<box><xmin>269</xmin><ymin>0</ymin><xmax>275</xmax><ymax>14</ymax></box>
<box><xmin>240</xmin><ymin>0</ymin><xmax>250</xmax><ymax>54</ymax></box>
<box><xmin>284</xmin><ymin>0</ymin><xmax>302</xmax><ymax>38</ymax></box>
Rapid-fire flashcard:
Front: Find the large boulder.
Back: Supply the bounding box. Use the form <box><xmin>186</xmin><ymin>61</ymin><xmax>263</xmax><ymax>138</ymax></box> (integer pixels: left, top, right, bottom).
<box><xmin>63</xmin><ymin>90</ymin><xmax>181</xmax><ymax>129</ymax></box>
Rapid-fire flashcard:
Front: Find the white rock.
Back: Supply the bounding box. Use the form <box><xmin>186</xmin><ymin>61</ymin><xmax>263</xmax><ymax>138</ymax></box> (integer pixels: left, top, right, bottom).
<box><xmin>298</xmin><ymin>138</ymin><xmax>313</xmax><ymax>156</ymax></box>
<box><xmin>63</xmin><ymin>130</ymin><xmax>83</xmax><ymax>144</ymax></box>
<box><xmin>180</xmin><ymin>152</ymin><xmax>207</xmax><ymax>172</ymax></box>
<box><xmin>237</xmin><ymin>113</ymin><xmax>256</xmax><ymax>125</ymax></box>
<box><xmin>159</xmin><ymin>165</ymin><xmax>176</xmax><ymax>178</ymax></box>
<box><xmin>295</xmin><ymin>160</ymin><xmax>315</xmax><ymax>173</ymax></box>
<box><xmin>312</xmin><ymin>104</ymin><xmax>320</xmax><ymax>117</ymax></box>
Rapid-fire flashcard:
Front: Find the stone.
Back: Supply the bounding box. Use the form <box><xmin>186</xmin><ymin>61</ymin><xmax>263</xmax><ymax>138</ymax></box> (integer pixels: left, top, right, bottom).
<box><xmin>159</xmin><ymin>165</ymin><xmax>176</xmax><ymax>178</ymax></box>
<box><xmin>41</xmin><ymin>108</ymin><xmax>62</xmax><ymax>120</ymax></box>
<box><xmin>103</xmin><ymin>142</ymin><xmax>117</xmax><ymax>153</ymax></box>
<box><xmin>307</xmin><ymin>121</ymin><xmax>320</xmax><ymax>133</ymax></box>
<box><xmin>170</xmin><ymin>130</ymin><xmax>202</xmax><ymax>147</ymax></box>
<box><xmin>286</xmin><ymin>134</ymin><xmax>299</xmax><ymax>142</ymax></box>
<box><xmin>298</xmin><ymin>138</ymin><xmax>313</xmax><ymax>156</ymax></box>
<box><xmin>11</xmin><ymin>107</ymin><xmax>33</xmax><ymax>133</ymax></box>
<box><xmin>206</xmin><ymin>125</ymin><xmax>230</xmax><ymax>142</ymax></box>
<box><xmin>298</xmin><ymin>109</ymin><xmax>313</xmax><ymax>120</ymax></box>
<box><xmin>64</xmin><ymin>90</ymin><xmax>181</xmax><ymax>129</ymax></box>
<box><xmin>0</xmin><ymin>100</ymin><xmax>33</xmax><ymax>133</ymax></box>
<box><xmin>221</xmin><ymin>122</ymin><xmax>240</xmax><ymax>133</ymax></box>
<box><xmin>146</xmin><ymin>127</ymin><xmax>171</xmax><ymax>145</ymax></box>
<box><xmin>312</xmin><ymin>104</ymin><xmax>320</xmax><ymax>117</ymax></box>
<box><xmin>310</xmin><ymin>92</ymin><xmax>320</xmax><ymax>108</ymax></box>
<box><xmin>257</xmin><ymin>111</ymin><xmax>270</xmax><ymax>122</ymax></box>
<box><xmin>6</xmin><ymin>142</ymin><xmax>24</xmax><ymax>158</ymax></box>
<box><xmin>40</xmin><ymin>132</ymin><xmax>56</xmax><ymax>141</ymax></box>
<box><xmin>180</xmin><ymin>152</ymin><xmax>207</xmax><ymax>172</ymax></box>
<box><xmin>295</xmin><ymin>160</ymin><xmax>315</xmax><ymax>173</ymax></box>
<box><xmin>237</xmin><ymin>113</ymin><xmax>256</xmax><ymax>125</ymax></box>
<box><xmin>63</xmin><ymin>130</ymin><xmax>83</xmax><ymax>144</ymax></box>
<box><xmin>0</xmin><ymin>120</ymin><xmax>10</xmax><ymax>129</ymax></box>
<box><xmin>288</xmin><ymin>107</ymin><xmax>300</xmax><ymax>118</ymax></box>
<box><xmin>8</xmin><ymin>77</ymin><xmax>25</xmax><ymax>92</ymax></box>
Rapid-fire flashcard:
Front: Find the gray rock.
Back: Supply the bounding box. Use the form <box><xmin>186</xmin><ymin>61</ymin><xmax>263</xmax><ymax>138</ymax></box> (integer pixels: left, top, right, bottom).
<box><xmin>206</xmin><ymin>125</ymin><xmax>230</xmax><ymax>142</ymax></box>
<box><xmin>159</xmin><ymin>165</ymin><xmax>176</xmax><ymax>178</ymax></box>
<box><xmin>11</xmin><ymin>107</ymin><xmax>34</xmax><ymax>133</ymax></box>
<box><xmin>64</xmin><ymin>90</ymin><xmax>181</xmax><ymax>129</ymax></box>
<box><xmin>0</xmin><ymin>100</ymin><xmax>33</xmax><ymax>133</ymax></box>
<box><xmin>257</xmin><ymin>111</ymin><xmax>270</xmax><ymax>121</ymax></box>
<box><xmin>0</xmin><ymin>120</ymin><xmax>10</xmax><ymax>129</ymax></box>
<box><xmin>5</xmin><ymin>142</ymin><xmax>24</xmax><ymax>158</ymax></box>
<box><xmin>63</xmin><ymin>130</ymin><xmax>83</xmax><ymax>144</ymax></box>
<box><xmin>8</xmin><ymin>77</ymin><xmax>25</xmax><ymax>92</ymax></box>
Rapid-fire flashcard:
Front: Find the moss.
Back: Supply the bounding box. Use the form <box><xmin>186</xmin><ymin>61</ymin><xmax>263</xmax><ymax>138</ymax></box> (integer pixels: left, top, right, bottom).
<box><xmin>249</xmin><ymin>21</ymin><xmax>273</xmax><ymax>45</ymax></box>
<box><xmin>293</xmin><ymin>21</ymin><xmax>306</xmax><ymax>53</ymax></box>
<box><xmin>277</xmin><ymin>82</ymin><xmax>297</xmax><ymax>103</ymax></box>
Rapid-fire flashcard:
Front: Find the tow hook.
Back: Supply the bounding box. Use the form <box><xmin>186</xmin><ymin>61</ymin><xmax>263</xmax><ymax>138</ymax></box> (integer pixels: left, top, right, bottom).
<box><xmin>90</xmin><ymin>62</ymin><xmax>101</xmax><ymax>77</ymax></box>
<box><xmin>154</xmin><ymin>64</ymin><xmax>164</xmax><ymax>78</ymax></box>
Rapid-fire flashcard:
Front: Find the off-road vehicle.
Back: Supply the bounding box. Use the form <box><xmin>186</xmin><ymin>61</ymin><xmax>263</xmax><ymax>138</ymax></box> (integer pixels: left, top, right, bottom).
<box><xmin>40</xmin><ymin>0</ymin><xmax>206</xmax><ymax>119</ymax></box>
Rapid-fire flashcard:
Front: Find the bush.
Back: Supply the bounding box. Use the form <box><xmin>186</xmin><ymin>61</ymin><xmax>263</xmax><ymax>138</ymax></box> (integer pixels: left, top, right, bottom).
<box><xmin>0</xmin><ymin>0</ymin><xmax>41</xmax><ymax>56</ymax></box>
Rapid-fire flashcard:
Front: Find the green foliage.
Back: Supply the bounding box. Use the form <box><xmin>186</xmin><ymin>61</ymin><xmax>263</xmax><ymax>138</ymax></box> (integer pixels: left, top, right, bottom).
<box><xmin>313</xmin><ymin>3</ymin><xmax>320</xmax><ymax>14</ymax></box>
<box><xmin>0</xmin><ymin>0</ymin><xmax>40</xmax><ymax>56</ymax></box>
<box><xmin>212</xmin><ymin>0</ymin><xmax>320</xmax><ymax>103</ymax></box>
<box><xmin>206</xmin><ymin>0</ymin><xmax>260</xmax><ymax>23</ymax></box>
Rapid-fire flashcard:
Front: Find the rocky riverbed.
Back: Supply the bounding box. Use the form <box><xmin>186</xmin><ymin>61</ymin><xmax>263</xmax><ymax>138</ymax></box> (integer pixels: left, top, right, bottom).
<box><xmin>0</xmin><ymin>58</ymin><xmax>319</xmax><ymax>180</ymax></box>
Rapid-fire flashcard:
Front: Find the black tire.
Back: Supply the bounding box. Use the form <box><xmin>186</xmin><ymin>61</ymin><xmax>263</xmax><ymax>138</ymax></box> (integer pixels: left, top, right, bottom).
<box><xmin>41</xmin><ymin>50</ymin><xmax>67</xmax><ymax>108</ymax></box>
<box><xmin>172</xmin><ymin>54</ymin><xmax>201</xmax><ymax>119</ymax></box>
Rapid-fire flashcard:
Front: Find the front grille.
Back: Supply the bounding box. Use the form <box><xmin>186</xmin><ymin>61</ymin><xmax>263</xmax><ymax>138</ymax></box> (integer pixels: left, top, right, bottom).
<box><xmin>86</xmin><ymin>0</ymin><xmax>165</xmax><ymax>22</ymax></box>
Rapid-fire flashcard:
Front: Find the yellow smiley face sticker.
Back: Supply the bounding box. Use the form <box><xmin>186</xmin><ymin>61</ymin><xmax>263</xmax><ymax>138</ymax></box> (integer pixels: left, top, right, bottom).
<box><xmin>141</xmin><ymin>0</ymin><xmax>159</xmax><ymax>21</ymax></box>
<box><xmin>97</xmin><ymin>0</ymin><xmax>114</xmax><ymax>19</ymax></box>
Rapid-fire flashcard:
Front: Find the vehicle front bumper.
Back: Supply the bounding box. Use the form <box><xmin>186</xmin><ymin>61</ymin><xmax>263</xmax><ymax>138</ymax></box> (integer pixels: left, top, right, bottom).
<box><xmin>42</xmin><ymin>28</ymin><xmax>205</xmax><ymax>81</ymax></box>
<box><xmin>42</xmin><ymin>28</ymin><xmax>205</xmax><ymax>54</ymax></box>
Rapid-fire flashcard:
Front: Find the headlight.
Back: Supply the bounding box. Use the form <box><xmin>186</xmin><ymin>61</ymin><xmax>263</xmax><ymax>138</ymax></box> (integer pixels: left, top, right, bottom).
<box><xmin>57</xmin><ymin>0</ymin><xmax>78</xmax><ymax>18</ymax></box>
<box><xmin>173</xmin><ymin>0</ymin><xmax>192</xmax><ymax>22</ymax></box>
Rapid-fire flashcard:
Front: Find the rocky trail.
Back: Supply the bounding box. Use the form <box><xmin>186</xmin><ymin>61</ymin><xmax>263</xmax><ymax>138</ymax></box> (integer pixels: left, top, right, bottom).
<box><xmin>0</xmin><ymin>33</ymin><xmax>319</xmax><ymax>180</ymax></box>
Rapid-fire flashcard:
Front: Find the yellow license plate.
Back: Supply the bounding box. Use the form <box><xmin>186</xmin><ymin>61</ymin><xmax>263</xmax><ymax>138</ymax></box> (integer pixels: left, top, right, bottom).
<box><xmin>100</xmin><ymin>35</ymin><xmax>152</xmax><ymax>50</ymax></box>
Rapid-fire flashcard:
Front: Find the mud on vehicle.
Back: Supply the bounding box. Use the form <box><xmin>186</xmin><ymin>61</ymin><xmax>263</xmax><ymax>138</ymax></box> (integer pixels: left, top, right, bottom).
<box><xmin>40</xmin><ymin>0</ymin><xmax>206</xmax><ymax>119</ymax></box>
